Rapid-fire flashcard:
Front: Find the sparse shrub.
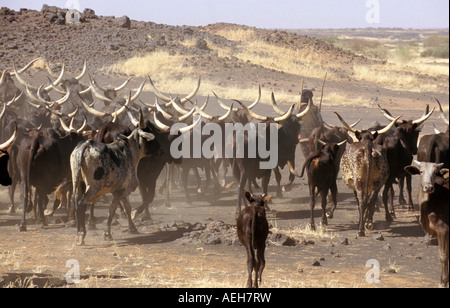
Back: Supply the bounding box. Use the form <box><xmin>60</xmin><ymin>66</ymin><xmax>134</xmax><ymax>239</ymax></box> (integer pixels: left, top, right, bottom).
<box><xmin>392</xmin><ymin>45</ymin><xmax>415</xmax><ymax>65</ymax></box>
<box><xmin>421</xmin><ymin>35</ymin><xmax>449</xmax><ymax>59</ymax></box>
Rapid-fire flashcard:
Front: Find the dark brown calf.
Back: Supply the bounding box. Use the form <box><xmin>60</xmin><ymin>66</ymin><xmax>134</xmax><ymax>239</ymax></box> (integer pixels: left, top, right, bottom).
<box><xmin>236</xmin><ymin>192</ymin><xmax>271</xmax><ymax>288</ymax></box>
<box><xmin>300</xmin><ymin>142</ymin><xmax>344</xmax><ymax>230</ymax></box>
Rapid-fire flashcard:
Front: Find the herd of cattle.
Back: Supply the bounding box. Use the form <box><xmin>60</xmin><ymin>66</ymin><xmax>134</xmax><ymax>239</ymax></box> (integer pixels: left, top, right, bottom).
<box><xmin>0</xmin><ymin>57</ymin><xmax>448</xmax><ymax>287</ymax></box>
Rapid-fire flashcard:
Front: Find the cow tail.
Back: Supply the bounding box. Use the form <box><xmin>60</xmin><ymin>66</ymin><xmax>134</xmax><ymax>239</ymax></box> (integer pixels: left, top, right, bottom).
<box><xmin>300</xmin><ymin>152</ymin><xmax>320</xmax><ymax>178</ymax></box>
<box><xmin>364</xmin><ymin>141</ymin><xmax>373</xmax><ymax>206</ymax></box>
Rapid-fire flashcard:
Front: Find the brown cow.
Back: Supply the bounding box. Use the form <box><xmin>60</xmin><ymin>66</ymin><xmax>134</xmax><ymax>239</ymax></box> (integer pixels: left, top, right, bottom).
<box><xmin>300</xmin><ymin>141</ymin><xmax>345</xmax><ymax>230</ymax></box>
<box><xmin>405</xmin><ymin>161</ymin><xmax>449</xmax><ymax>287</ymax></box>
<box><xmin>236</xmin><ymin>192</ymin><xmax>271</xmax><ymax>288</ymax></box>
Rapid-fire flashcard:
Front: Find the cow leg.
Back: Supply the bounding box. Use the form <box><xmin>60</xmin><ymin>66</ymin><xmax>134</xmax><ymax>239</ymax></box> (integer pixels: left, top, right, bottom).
<box><xmin>327</xmin><ymin>183</ymin><xmax>338</xmax><ymax>219</ymax></box>
<box><xmin>428</xmin><ymin>213</ymin><xmax>449</xmax><ymax>287</ymax></box>
<box><xmin>237</xmin><ymin>171</ymin><xmax>249</xmax><ymax>216</ymax></box>
<box><xmin>397</xmin><ymin>176</ymin><xmax>407</xmax><ymax>205</ymax></box>
<box><xmin>181</xmin><ymin>167</ymin><xmax>191</xmax><ymax>203</ymax></box>
<box><xmin>37</xmin><ymin>192</ymin><xmax>49</xmax><ymax>227</ymax></box>
<box><xmin>88</xmin><ymin>205</ymin><xmax>97</xmax><ymax>230</ymax></box>
<box><xmin>74</xmin><ymin>187</ymin><xmax>98</xmax><ymax>245</ymax></box>
<box><xmin>133</xmin><ymin>178</ymin><xmax>156</xmax><ymax>221</ymax></box>
<box><xmin>320</xmin><ymin>188</ymin><xmax>329</xmax><ymax>227</ymax></box>
<box><xmin>382</xmin><ymin>183</ymin><xmax>394</xmax><ymax>222</ymax></box>
<box><xmin>405</xmin><ymin>173</ymin><xmax>414</xmax><ymax>212</ymax></box>
<box><xmin>273</xmin><ymin>167</ymin><xmax>283</xmax><ymax>197</ymax></box>
<box><xmin>19</xmin><ymin>173</ymin><xmax>31</xmax><ymax>232</ymax></box>
<box><xmin>245</xmin><ymin>244</ymin><xmax>255</xmax><ymax>288</ymax></box>
<box><xmin>104</xmin><ymin>195</ymin><xmax>121</xmax><ymax>241</ymax></box>
<box><xmin>309</xmin><ymin>184</ymin><xmax>316</xmax><ymax>231</ymax></box>
<box><xmin>7</xmin><ymin>181</ymin><xmax>17</xmax><ymax>213</ymax></box>
<box><xmin>119</xmin><ymin>197</ymin><xmax>138</xmax><ymax>235</ymax></box>
<box><xmin>354</xmin><ymin>190</ymin><xmax>366</xmax><ymax>237</ymax></box>
<box><xmin>256</xmin><ymin>247</ymin><xmax>266</xmax><ymax>288</ymax></box>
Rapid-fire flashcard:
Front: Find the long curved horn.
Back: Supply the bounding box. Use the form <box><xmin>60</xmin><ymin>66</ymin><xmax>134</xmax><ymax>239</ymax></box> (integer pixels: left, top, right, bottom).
<box><xmin>155</xmin><ymin>97</ymin><xmax>173</xmax><ymax>120</ymax></box>
<box><xmin>274</xmin><ymin>104</ymin><xmax>296</xmax><ymax>122</ymax></box>
<box><xmin>90</xmin><ymin>80</ymin><xmax>112</xmax><ymax>103</ymax></box>
<box><xmin>178</xmin><ymin>106</ymin><xmax>196</xmax><ymax>122</ymax></box>
<box><xmin>6</xmin><ymin>91</ymin><xmax>23</xmax><ymax>107</ymax></box>
<box><xmin>26</xmin><ymin>84</ymin><xmax>44</xmax><ymax>103</ymax></box>
<box><xmin>334</xmin><ymin>112</ymin><xmax>357</xmax><ymax>133</ymax></box>
<box><xmin>44</xmin><ymin>63</ymin><xmax>65</xmax><ymax>92</ymax></box>
<box><xmin>77</xmin><ymin>117</ymin><xmax>87</xmax><ymax>133</ymax></box>
<box><xmin>153</xmin><ymin>112</ymin><xmax>170</xmax><ymax>132</ymax></box>
<box><xmin>0</xmin><ymin>122</ymin><xmax>18</xmax><ymax>151</ymax></box>
<box><xmin>287</xmin><ymin>160</ymin><xmax>302</xmax><ymax>178</ymax></box>
<box><xmin>9</xmin><ymin>57</ymin><xmax>44</xmax><ymax>76</ymax></box>
<box><xmin>377</xmin><ymin>104</ymin><xmax>405</xmax><ymax>125</ymax></box>
<box><xmin>129</xmin><ymin>79</ymin><xmax>147</xmax><ymax>102</ymax></box>
<box><xmin>192</xmin><ymin>102</ymin><xmax>214</xmax><ymax>120</ymax></box>
<box><xmin>148</xmin><ymin>76</ymin><xmax>172</xmax><ymax>103</ymax></box>
<box><xmin>127</xmin><ymin>107</ymin><xmax>140</xmax><ymax>127</ymax></box>
<box><xmin>170</xmin><ymin>97</ymin><xmax>190</xmax><ymax>115</ymax></box>
<box><xmin>89</xmin><ymin>75</ymin><xmax>107</xmax><ymax>93</ymax></box>
<box><xmin>59</xmin><ymin>118</ymin><xmax>72</xmax><ymax>133</ymax></box>
<box><xmin>74</xmin><ymin>60</ymin><xmax>87</xmax><ymax>81</ymax></box>
<box><xmin>271</xmin><ymin>92</ymin><xmax>285</xmax><ymax>116</ymax></box>
<box><xmin>0</xmin><ymin>69</ymin><xmax>8</xmax><ymax>86</ymax></box>
<box><xmin>45</xmin><ymin>76</ymin><xmax>67</xmax><ymax>95</ymax></box>
<box><xmin>247</xmin><ymin>85</ymin><xmax>262</xmax><ymax>109</ymax></box>
<box><xmin>412</xmin><ymin>107</ymin><xmax>435</xmax><ymax>126</ymax></box>
<box><xmin>179</xmin><ymin>116</ymin><xmax>202</xmax><ymax>134</ymax></box>
<box><xmin>179</xmin><ymin>77</ymin><xmax>201</xmax><ymax>104</ymax></box>
<box><xmin>233</xmin><ymin>99</ymin><xmax>268</xmax><ymax>121</ymax></box>
<box><xmin>115</xmin><ymin>76</ymin><xmax>134</xmax><ymax>91</ymax></box>
<box><xmin>13</xmin><ymin>63</ymin><xmax>38</xmax><ymax>92</ymax></box>
<box><xmin>375</xmin><ymin>116</ymin><xmax>402</xmax><ymax>134</ymax></box>
<box><xmin>213</xmin><ymin>91</ymin><xmax>239</xmax><ymax>112</ymax></box>
<box><xmin>218</xmin><ymin>103</ymin><xmax>234</xmax><ymax>121</ymax></box>
<box><xmin>0</xmin><ymin>103</ymin><xmax>6</xmax><ymax>120</ymax></box>
<box><xmin>435</xmin><ymin>99</ymin><xmax>449</xmax><ymax>125</ymax></box>
<box><xmin>296</xmin><ymin>98</ymin><xmax>311</xmax><ymax>119</ymax></box>
<box><xmin>81</xmin><ymin>99</ymin><xmax>107</xmax><ymax>117</ymax></box>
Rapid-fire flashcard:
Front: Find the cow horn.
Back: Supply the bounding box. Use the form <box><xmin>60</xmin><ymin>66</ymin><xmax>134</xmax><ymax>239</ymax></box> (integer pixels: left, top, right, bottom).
<box><xmin>90</xmin><ymin>80</ymin><xmax>112</xmax><ymax>103</ymax></box>
<box><xmin>44</xmin><ymin>63</ymin><xmax>65</xmax><ymax>92</ymax></box>
<box><xmin>155</xmin><ymin>97</ymin><xmax>173</xmax><ymax>120</ymax></box>
<box><xmin>26</xmin><ymin>85</ymin><xmax>43</xmax><ymax>103</ymax></box>
<box><xmin>274</xmin><ymin>104</ymin><xmax>296</xmax><ymax>122</ymax></box>
<box><xmin>375</xmin><ymin>116</ymin><xmax>402</xmax><ymax>135</ymax></box>
<box><xmin>59</xmin><ymin>118</ymin><xmax>72</xmax><ymax>133</ymax></box>
<box><xmin>147</xmin><ymin>76</ymin><xmax>201</xmax><ymax>104</ymax></box>
<box><xmin>178</xmin><ymin>107</ymin><xmax>196</xmax><ymax>122</ymax></box>
<box><xmin>13</xmin><ymin>63</ymin><xmax>38</xmax><ymax>92</ymax></box>
<box><xmin>218</xmin><ymin>103</ymin><xmax>234</xmax><ymax>121</ymax></box>
<box><xmin>287</xmin><ymin>160</ymin><xmax>302</xmax><ymax>178</ymax></box>
<box><xmin>81</xmin><ymin>99</ymin><xmax>107</xmax><ymax>117</ymax></box>
<box><xmin>296</xmin><ymin>98</ymin><xmax>311</xmax><ymax>119</ymax></box>
<box><xmin>89</xmin><ymin>75</ymin><xmax>107</xmax><ymax>92</ymax></box>
<box><xmin>435</xmin><ymin>99</ymin><xmax>449</xmax><ymax>125</ymax></box>
<box><xmin>77</xmin><ymin>117</ymin><xmax>87</xmax><ymax>133</ymax></box>
<box><xmin>179</xmin><ymin>116</ymin><xmax>202</xmax><ymax>134</ymax></box>
<box><xmin>115</xmin><ymin>76</ymin><xmax>134</xmax><ymax>92</ymax></box>
<box><xmin>433</xmin><ymin>124</ymin><xmax>441</xmax><ymax>134</ymax></box>
<box><xmin>170</xmin><ymin>96</ymin><xmax>190</xmax><ymax>115</ymax></box>
<box><xmin>6</xmin><ymin>91</ymin><xmax>23</xmax><ymax>107</ymax></box>
<box><xmin>9</xmin><ymin>57</ymin><xmax>44</xmax><ymax>76</ymax></box>
<box><xmin>68</xmin><ymin>107</ymin><xmax>79</xmax><ymax>118</ymax></box>
<box><xmin>153</xmin><ymin>112</ymin><xmax>170</xmax><ymax>132</ymax></box>
<box><xmin>0</xmin><ymin>69</ymin><xmax>8</xmax><ymax>86</ymax></box>
<box><xmin>377</xmin><ymin>104</ymin><xmax>405</xmax><ymax>125</ymax></box>
<box><xmin>129</xmin><ymin>79</ymin><xmax>147</xmax><ymax>102</ymax></box>
<box><xmin>213</xmin><ymin>91</ymin><xmax>239</xmax><ymax>112</ymax></box>
<box><xmin>192</xmin><ymin>101</ymin><xmax>214</xmax><ymax>120</ymax></box>
<box><xmin>75</xmin><ymin>60</ymin><xmax>87</xmax><ymax>81</ymax></box>
<box><xmin>180</xmin><ymin>77</ymin><xmax>201</xmax><ymax>104</ymax></box>
<box><xmin>412</xmin><ymin>108</ymin><xmax>435</xmax><ymax>126</ymax></box>
<box><xmin>45</xmin><ymin>76</ymin><xmax>67</xmax><ymax>95</ymax></box>
<box><xmin>271</xmin><ymin>92</ymin><xmax>285</xmax><ymax>116</ymax></box>
<box><xmin>127</xmin><ymin>107</ymin><xmax>140</xmax><ymax>127</ymax></box>
<box><xmin>247</xmin><ymin>85</ymin><xmax>262</xmax><ymax>109</ymax></box>
<box><xmin>234</xmin><ymin>99</ymin><xmax>268</xmax><ymax>121</ymax></box>
<box><xmin>0</xmin><ymin>103</ymin><xmax>6</xmax><ymax>120</ymax></box>
<box><xmin>0</xmin><ymin>122</ymin><xmax>18</xmax><ymax>151</ymax></box>
<box><xmin>334</xmin><ymin>112</ymin><xmax>357</xmax><ymax>133</ymax></box>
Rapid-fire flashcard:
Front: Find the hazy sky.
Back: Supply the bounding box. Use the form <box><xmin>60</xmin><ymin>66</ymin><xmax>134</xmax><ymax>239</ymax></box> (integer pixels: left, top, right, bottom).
<box><xmin>2</xmin><ymin>0</ymin><xmax>449</xmax><ymax>29</ymax></box>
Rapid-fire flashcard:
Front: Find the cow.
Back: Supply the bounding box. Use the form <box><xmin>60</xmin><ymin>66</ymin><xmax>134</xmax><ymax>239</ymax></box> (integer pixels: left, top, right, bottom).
<box><xmin>337</xmin><ymin>112</ymin><xmax>399</xmax><ymax>236</ymax></box>
<box><xmin>405</xmin><ymin>161</ymin><xmax>449</xmax><ymax>287</ymax></box>
<box><xmin>16</xmin><ymin>119</ymin><xmax>87</xmax><ymax>231</ymax></box>
<box><xmin>417</xmin><ymin>100</ymin><xmax>449</xmax><ymax>168</ymax></box>
<box><xmin>236</xmin><ymin>192</ymin><xmax>271</xmax><ymax>288</ymax></box>
<box><xmin>376</xmin><ymin>105</ymin><xmax>435</xmax><ymax>218</ymax></box>
<box><xmin>0</xmin><ymin>123</ymin><xmax>18</xmax><ymax>186</ymax></box>
<box><xmin>70</xmin><ymin>115</ymin><xmax>163</xmax><ymax>245</ymax></box>
<box><xmin>300</xmin><ymin>140</ymin><xmax>346</xmax><ymax>230</ymax></box>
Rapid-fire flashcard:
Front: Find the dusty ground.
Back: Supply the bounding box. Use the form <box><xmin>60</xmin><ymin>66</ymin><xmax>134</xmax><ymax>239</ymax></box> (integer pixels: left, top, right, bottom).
<box><xmin>0</xmin><ymin>99</ymin><xmax>447</xmax><ymax>288</ymax></box>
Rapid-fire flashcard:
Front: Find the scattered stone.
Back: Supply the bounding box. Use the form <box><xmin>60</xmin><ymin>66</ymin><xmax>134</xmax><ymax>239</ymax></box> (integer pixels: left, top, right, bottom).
<box><xmin>269</xmin><ymin>233</ymin><xmax>299</xmax><ymax>246</ymax></box>
<box><xmin>340</xmin><ymin>238</ymin><xmax>349</xmax><ymax>245</ymax></box>
<box><xmin>118</xmin><ymin>15</ymin><xmax>131</xmax><ymax>29</ymax></box>
<box><xmin>373</xmin><ymin>234</ymin><xmax>384</xmax><ymax>241</ymax></box>
<box><xmin>312</xmin><ymin>260</ymin><xmax>321</xmax><ymax>266</ymax></box>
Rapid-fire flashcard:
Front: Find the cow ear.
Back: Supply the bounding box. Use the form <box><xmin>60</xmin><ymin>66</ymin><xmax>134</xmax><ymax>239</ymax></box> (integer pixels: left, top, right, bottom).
<box><xmin>262</xmin><ymin>194</ymin><xmax>272</xmax><ymax>204</ymax></box>
<box><xmin>439</xmin><ymin>168</ymin><xmax>449</xmax><ymax>179</ymax></box>
<box><xmin>404</xmin><ymin>165</ymin><xmax>420</xmax><ymax>176</ymax></box>
<box><xmin>245</xmin><ymin>191</ymin><xmax>254</xmax><ymax>203</ymax></box>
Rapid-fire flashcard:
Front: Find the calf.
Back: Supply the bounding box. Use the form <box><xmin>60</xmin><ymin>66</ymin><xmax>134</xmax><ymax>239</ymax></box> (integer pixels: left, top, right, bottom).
<box><xmin>70</xmin><ymin>120</ymin><xmax>162</xmax><ymax>246</ymax></box>
<box><xmin>300</xmin><ymin>141</ymin><xmax>345</xmax><ymax>230</ymax></box>
<box><xmin>236</xmin><ymin>192</ymin><xmax>271</xmax><ymax>288</ymax></box>
<box><xmin>405</xmin><ymin>161</ymin><xmax>449</xmax><ymax>287</ymax></box>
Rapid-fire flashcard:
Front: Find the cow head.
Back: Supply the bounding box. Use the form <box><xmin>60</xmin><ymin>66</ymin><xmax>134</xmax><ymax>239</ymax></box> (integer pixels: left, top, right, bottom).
<box><xmin>405</xmin><ymin>160</ymin><xmax>448</xmax><ymax>194</ymax></box>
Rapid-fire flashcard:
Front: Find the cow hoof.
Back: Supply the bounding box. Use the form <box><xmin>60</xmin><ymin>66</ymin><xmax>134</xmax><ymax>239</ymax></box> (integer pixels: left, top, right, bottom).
<box><xmin>197</xmin><ymin>188</ymin><xmax>203</xmax><ymax>194</ymax></box>
<box><xmin>44</xmin><ymin>209</ymin><xmax>54</xmax><ymax>216</ymax></box>
<box><xmin>128</xmin><ymin>228</ymin><xmax>139</xmax><ymax>234</ymax></box>
<box><xmin>399</xmin><ymin>198</ymin><xmax>407</xmax><ymax>205</ymax></box>
<box><xmin>408</xmin><ymin>206</ymin><xmax>415</xmax><ymax>212</ymax></box>
<box><xmin>385</xmin><ymin>213</ymin><xmax>394</xmax><ymax>222</ymax></box>
<box><xmin>76</xmin><ymin>234</ymin><xmax>85</xmax><ymax>246</ymax></box>
<box><xmin>7</xmin><ymin>206</ymin><xmax>15</xmax><ymax>214</ymax></box>
<box><xmin>18</xmin><ymin>225</ymin><xmax>27</xmax><ymax>232</ymax></box>
<box><xmin>141</xmin><ymin>214</ymin><xmax>152</xmax><ymax>222</ymax></box>
<box><xmin>365</xmin><ymin>222</ymin><xmax>373</xmax><ymax>231</ymax></box>
<box><xmin>276</xmin><ymin>191</ymin><xmax>283</xmax><ymax>198</ymax></box>
<box><xmin>104</xmin><ymin>233</ymin><xmax>113</xmax><ymax>241</ymax></box>
<box><xmin>358</xmin><ymin>231</ymin><xmax>366</xmax><ymax>237</ymax></box>
<box><xmin>326</xmin><ymin>212</ymin><xmax>334</xmax><ymax>219</ymax></box>
<box><xmin>131</xmin><ymin>210</ymin><xmax>137</xmax><ymax>220</ymax></box>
